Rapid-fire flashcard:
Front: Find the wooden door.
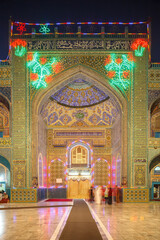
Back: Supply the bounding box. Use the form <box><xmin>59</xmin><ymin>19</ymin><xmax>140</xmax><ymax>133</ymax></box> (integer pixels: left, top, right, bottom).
<box><xmin>68</xmin><ymin>179</ymin><xmax>78</xmax><ymax>199</ymax></box>
<box><xmin>78</xmin><ymin>179</ymin><xmax>90</xmax><ymax>199</ymax></box>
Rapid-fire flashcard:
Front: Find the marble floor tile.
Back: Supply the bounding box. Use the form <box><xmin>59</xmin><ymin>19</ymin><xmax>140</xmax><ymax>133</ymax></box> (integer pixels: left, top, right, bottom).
<box><xmin>0</xmin><ymin>205</ymin><xmax>72</xmax><ymax>240</ymax></box>
<box><xmin>88</xmin><ymin>201</ymin><xmax>160</xmax><ymax>240</ymax></box>
<box><xmin>1</xmin><ymin>201</ymin><xmax>160</xmax><ymax>240</ymax></box>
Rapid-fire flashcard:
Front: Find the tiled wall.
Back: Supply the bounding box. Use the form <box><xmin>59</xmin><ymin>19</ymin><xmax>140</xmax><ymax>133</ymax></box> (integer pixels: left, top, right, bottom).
<box><xmin>123</xmin><ymin>188</ymin><xmax>149</xmax><ymax>203</ymax></box>
<box><xmin>11</xmin><ymin>189</ymin><xmax>37</xmax><ymax>203</ymax></box>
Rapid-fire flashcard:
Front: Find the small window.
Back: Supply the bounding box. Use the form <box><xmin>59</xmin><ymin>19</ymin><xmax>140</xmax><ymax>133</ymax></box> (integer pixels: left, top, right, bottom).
<box><xmin>71</xmin><ymin>146</ymin><xmax>87</xmax><ymax>164</ymax></box>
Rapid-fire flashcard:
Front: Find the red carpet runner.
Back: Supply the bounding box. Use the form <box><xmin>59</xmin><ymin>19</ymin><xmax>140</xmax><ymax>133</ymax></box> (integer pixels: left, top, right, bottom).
<box><xmin>45</xmin><ymin>199</ymin><xmax>72</xmax><ymax>202</ymax></box>
<box><xmin>59</xmin><ymin>199</ymin><xmax>103</xmax><ymax>240</ymax></box>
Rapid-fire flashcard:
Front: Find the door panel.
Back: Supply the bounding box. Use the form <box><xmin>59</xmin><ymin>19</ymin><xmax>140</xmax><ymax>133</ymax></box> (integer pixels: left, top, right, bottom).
<box><xmin>68</xmin><ymin>180</ymin><xmax>78</xmax><ymax>199</ymax></box>
<box><xmin>79</xmin><ymin>179</ymin><xmax>90</xmax><ymax>199</ymax></box>
<box><xmin>68</xmin><ymin>179</ymin><xmax>90</xmax><ymax>199</ymax></box>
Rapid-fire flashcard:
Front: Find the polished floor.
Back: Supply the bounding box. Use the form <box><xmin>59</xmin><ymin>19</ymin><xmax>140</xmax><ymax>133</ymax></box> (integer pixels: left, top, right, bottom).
<box><xmin>0</xmin><ymin>201</ymin><xmax>160</xmax><ymax>240</ymax></box>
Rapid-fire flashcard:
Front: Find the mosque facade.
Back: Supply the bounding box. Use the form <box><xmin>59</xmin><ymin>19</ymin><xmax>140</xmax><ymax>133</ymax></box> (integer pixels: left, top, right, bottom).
<box><xmin>0</xmin><ymin>19</ymin><xmax>160</xmax><ymax>203</ymax></box>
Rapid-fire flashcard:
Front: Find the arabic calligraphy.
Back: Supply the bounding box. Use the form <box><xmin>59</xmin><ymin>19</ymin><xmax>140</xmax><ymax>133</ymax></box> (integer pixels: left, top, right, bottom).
<box><xmin>56</xmin><ymin>40</ymin><xmax>105</xmax><ymax>49</ymax></box>
<box><xmin>27</xmin><ymin>40</ymin><xmax>132</xmax><ymax>50</ymax></box>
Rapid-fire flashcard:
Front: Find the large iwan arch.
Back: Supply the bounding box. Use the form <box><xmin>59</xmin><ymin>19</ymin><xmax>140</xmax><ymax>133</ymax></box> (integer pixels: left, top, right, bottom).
<box><xmin>31</xmin><ymin>65</ymin><xmax>128</xmax><ymax>195</ymax></box>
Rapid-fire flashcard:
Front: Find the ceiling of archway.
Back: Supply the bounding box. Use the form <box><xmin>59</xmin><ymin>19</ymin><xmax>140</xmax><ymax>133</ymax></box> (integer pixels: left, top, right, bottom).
<box><xmin>50</xmin><ymin>79</ymin><xmax>109</xmax><ymax>108</ymax></box>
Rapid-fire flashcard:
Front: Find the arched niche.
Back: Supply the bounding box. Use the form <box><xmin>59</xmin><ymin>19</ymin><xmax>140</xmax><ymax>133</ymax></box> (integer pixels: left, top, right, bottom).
<box><xmin>94</xmin><ymin>158</ymin><xmax>110</xmax><ymax>186</ymax></box>
<box><xmin>0</xmin><ymin>155</ymin><xmax>10</xmax><ymax>188</ymax></box>
<box><xmin>67</xmin><ymin>140</ymin><xmax>92</xmax><ymax>168</ymax></box>
<box><xmin>49</xmin><ymin>159</ymin><xmax>65</xmax><ymax>187</ymax></box>
<box><xmin>0</xmin><ymin>95</ymin><xmax>10</xmax><ymax>137</ymax></box>
<box><xmin>149</xmin><ymin>98</ymin><xmax>160</xmax><ymax>137</ymax></box>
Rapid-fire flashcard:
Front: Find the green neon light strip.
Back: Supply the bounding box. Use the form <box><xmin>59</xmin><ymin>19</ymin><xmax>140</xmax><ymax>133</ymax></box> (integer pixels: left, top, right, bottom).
<box><xmin>15</xmin><ymin>46</ymin><xmax>26</xmax><ymax>57</ymax></box>
<box><xmin>105</xmin><ymin>54</ymin><xmax>134</xmax><ymax>90</ymax></box>
<box><xmin>135</xmin><ymin>46</ymin><xmax>145</xmax><ymax>56</ymax></box>
<box><xmin>27</xmin><ymin>53</ymin><xmax>56</xmax><ymax>89</ymax></box>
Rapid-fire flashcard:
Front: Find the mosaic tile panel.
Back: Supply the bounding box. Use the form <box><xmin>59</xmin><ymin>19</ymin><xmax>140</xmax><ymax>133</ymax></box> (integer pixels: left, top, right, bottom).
<box><xmin>53</xmin><ymin>139</ymin><xmax>66</xmax><ymax>146</ymax></box>
<box><xmin>106</xmin><ymin>129</ymin><xmax>111</xmax><ymax>148</ymax></box>
<box><xmin>123</xmin><ymin>188</ymin><xmax>149</xmax><ymax>203</ymax></box>
<box><xmin>0</xmin><ymin>67</ymin><xmax>11</xmax><ymax>79</ymax></box>
<box><xmin>148</xmin><ymin>82</ymin><xmax>160</xmax><ymax>88</ymax></box>
<box><xmin>41</xmin><ymin>100</ymin><xmax>118</xmax><ymax>127</ymax></box>
<box><xmin>0</xmin><ymin>87</ymin><xmax>11</xmax><ymax>102</ymax></box>
<box><xmin>51</xmin><ymin>79</ymin><xmax>109</xmax><ymax>107</ymax></box>
<box><xmin>148</xmin><ymin>138</ymin><xmax>160</xmax><ymax>148</ymax></box>
<box><xmin>135</xmin><ymin>165</ymin><xmax>146</xmax><ymax>186</ymax></box>
<box><xmin>11</xmin><ymin>189</ymin><xmax>37</xmax><ymax>203</ymax></box>
<box><xmin>133</xmin><ymin>59</ymin><xmax>148</xmax><ymax>158</ymax></box>
<box><xmin>12</xmin><ymin>56</ymin><xmax>27</xmax><ymax>164</ymax></box>
<box><xmin>0</xmin><ymin>137</ymin><xmax>11</xmax><ymax>147</ymax></box>
<box><xmin>92</xmin><ymin>139</ymin><xmax>105</xmax><ymax>146</ymax></box>
<box><xmin>148</xmin><ymin>90</ymin><xmax>160</xmax><ymax>107</ymax></box>
<box><xmin>94</xmin><ymin>159</ymin><xmax>109</xmax><ymax>186</ymax></box>
<box><xmin>13</xmin><ymin>161</ymin><xmax>26</xmax><ymax>188</ymax></box>
<box><xmin>0</xmin><ymin>80</ymin><xmax>11</xmax><ymax>86</ymax></box>
<box><xmin>50</xmin><ymin>159</ymin><xmax>65</xmax><ymax>186</ymax></box>
<box><xmin>48</xmin><ymin>129</ymin><xmax>53</xmax><ymax>147</ymax></box>
<box><xmin>93</xmin><ymin>148</ymin><xmax>111</xmax><ymax>155</ymax></box>
<box><xmin>148</xmin><ymin>69</ymin><xmax>160</xmax><ymax>82</ymax></box>
<box><xmin>0</xmin><ymin>103</ymin><xmax>10</xmax><ymax>136</ymax></box>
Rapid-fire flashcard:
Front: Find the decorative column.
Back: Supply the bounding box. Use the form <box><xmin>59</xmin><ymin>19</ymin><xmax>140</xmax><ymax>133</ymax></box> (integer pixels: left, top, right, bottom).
<box><xmin>12</xmin><ymin>53</ymin><xmax>30</xmax><ymax>188</ymax></box>
<box><xmin>132</xmin><ymin>50</ymin><xmax>148</xmax><ymax>187</ymax></box>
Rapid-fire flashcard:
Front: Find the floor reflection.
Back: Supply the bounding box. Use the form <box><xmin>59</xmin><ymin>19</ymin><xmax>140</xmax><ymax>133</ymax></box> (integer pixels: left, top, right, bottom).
<box><xmin>1</xmin><ymin>201</ymin><xmax>160</xmax><ymax>240</ymax></box>
<box><xmin>0</xmin><ymin>205</ymin><xmax>71</xmax><ymax>240</ymax></box>
<box><xmin>89</xmin><ymin>201</ymin><xmax>160</xmax><ymax>240</ymax></box>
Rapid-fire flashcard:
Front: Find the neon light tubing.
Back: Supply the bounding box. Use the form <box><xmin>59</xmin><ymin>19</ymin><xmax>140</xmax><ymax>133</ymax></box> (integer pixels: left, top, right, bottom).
<box><xmin>131</xmin><ymin>39</ymin><xmax>148</xmax><ymax>57</ymax></box>
<box><xmin>27</xmin><ymin>53</ymin><xmax>56</xmax><ymax>89</ymax></box>
<box><xmin>104</xmin><ymin>54</ymin><xmax>134</xmax><ymax>90</ymax></box>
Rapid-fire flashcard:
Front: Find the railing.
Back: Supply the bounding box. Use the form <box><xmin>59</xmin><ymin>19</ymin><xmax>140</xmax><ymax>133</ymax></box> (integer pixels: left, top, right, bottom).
<box><xmin>11</xmin><ymin>21</ymin><xmax>149</xmax><ymax>39</ymax></box>
<box><xmin>0</xmin><ymin>61</ymin><xmax>10</xmax><ymax>66</ymax></box>
<box><xmin>151</xmin><ymin>63</ymin><xmax>160</xmax><ymax>68</ymax></box>
<box><xmin>11</xmin><ymin>33</ymin><xmax>147</xmax><ymax>40</ymax></box>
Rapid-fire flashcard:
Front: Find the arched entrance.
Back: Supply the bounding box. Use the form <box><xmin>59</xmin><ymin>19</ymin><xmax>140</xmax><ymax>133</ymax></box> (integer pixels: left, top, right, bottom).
<box><xmin>0</xmin><ymin>155</ymin><xmax>10</xmax><ymax>192</ymax></box>
<box><xmin>149</xmin><ymin>155</ymin><xmax>160</xmax><ymax>200</ymax></box>
<box><xmin>67</xmin><ymin>140</ymin><xmax>92</xmax><ymax>199</ymax></box>
<box><xmin>31</xmin><ymin>65</ymin><xmax>128</xmax><ymax>197</ymax></box>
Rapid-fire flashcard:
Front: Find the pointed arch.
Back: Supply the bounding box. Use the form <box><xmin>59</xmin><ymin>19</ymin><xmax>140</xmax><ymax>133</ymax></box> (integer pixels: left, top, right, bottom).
<box><xmin>149</xmin><ymin>155</ymin><xmax>160</xmax><ymax>172</ymax></box>
<box><xmin>66</xmin><ymin>140</ymin><xmax>93</xmax><ymax>168</ymax></box>
<box><xmin>0</xmin><ymin>155</ymin><xmax>10</xmax><ymax>170</ymax></box>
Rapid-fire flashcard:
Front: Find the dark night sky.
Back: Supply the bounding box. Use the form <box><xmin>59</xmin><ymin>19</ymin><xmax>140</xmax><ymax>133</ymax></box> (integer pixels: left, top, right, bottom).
<box><xmin>0</xmin><ymin>0</ymin><xmax>160</xmax><ymax>62</ymax></box>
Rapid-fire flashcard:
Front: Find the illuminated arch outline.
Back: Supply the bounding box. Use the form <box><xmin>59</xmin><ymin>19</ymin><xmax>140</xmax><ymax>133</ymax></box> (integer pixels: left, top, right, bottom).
<box><xmin>66</xmin><ymin>140</ymin><xmax>93</xmax><ymax>183</ymax></box>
